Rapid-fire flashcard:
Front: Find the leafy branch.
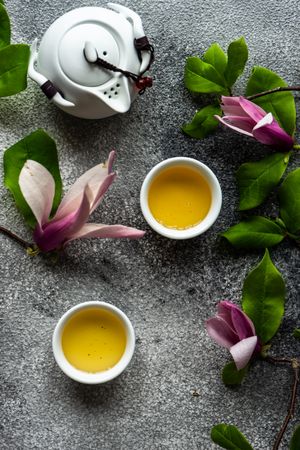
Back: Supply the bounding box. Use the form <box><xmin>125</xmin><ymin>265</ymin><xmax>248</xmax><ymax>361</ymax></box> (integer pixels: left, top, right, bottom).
<box><xmin>207</xmin><ymin>251</ymin><xmax>299</xmax><ymax>449</ymax></box>
<box><xmin>212</xmin><ymin>354</ymin><xmax>300</xmax><ymax>450</ymax></box>
<box><xmin>183</xmin><ymin>37</ymin><xmax>299</xmax><ymax>252</ymax></box>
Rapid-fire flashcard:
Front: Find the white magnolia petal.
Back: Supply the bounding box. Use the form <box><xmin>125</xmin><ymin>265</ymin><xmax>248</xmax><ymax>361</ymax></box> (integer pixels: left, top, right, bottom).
<box><xmin>253</xmin><ymin>112</ymin><xmax>274</xmax><ymax>130</ymax></box>
<box><xmin>19</xmin><ymin>160</ymin><xmax>55</xmax><ymax>226</ymax></box>
<box><xmin>55</xmin><ymin>163</ymin><xmax>112</xmax><ymax>220</ymax></box>
<box><xmin>69</xmin><ymin>223</ymin><xmax>145</xmax><ymax>240</ymax></box>
<box><xmin>90</xmin><ymin>173</ymin><xmax>116</xmax><ymax>214</ymax></box>
<box><xmin>230</xmin><ymin>336</ymin><xmax>258</xmax><ymax>370</ymax></box>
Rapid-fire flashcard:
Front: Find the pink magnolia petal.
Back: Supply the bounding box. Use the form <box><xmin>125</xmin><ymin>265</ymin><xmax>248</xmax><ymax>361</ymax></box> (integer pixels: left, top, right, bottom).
<box><xmin>107</xmin><ymin>150</ymin><xmax>116</xmax><ymax>174</ymax></box>
<box><xmin>217</xmin><ymin>301</ymin><xmax>240</xmax><ymax>329</ymax></box>
<box><xmin>69</xmin><ymin>223</ymin><xmax>146</xmax><ymax>241</ymax></box>
<box><xmin>90</xmin><ymin>172</ymin><xmax>116</xmax><ymax>214</ymax></box>
<box><xmin>221</xmin><ymin>105</ymin><xmax>249</xmax><ymax>117</ymax></box>
<box><xmin>224</xmin><ymin>116</ymin><xmax>256</xmax><ymax>133</ymax></box>
<box><xmin>215</xmin><ymin>115</ymin><xmax>254</xmax><ymax>137</ymax></box>
<box><xmin>239</xmin><ymin>97</ymin><xmax>267</xmax><ymax>122</ymax></box>
<box><xmin>221</xmin><ymin>96</ymin><xmax>242</xmax><ymax>107</ymax></box>
<box><xmin>34</xmin><ymin>212</ymin><xmax>76</xmax><ymax>252</ymax></box>
<box><xmin>63</xmin><ymin>185</ymin><xmax>93</xmax><ymax>236</ymax></box>
<box><xmin>252</xmin><ymin>113</ymin><xmax>294</xmax><ymax>150</ymax></box>
<box><xmin>19</xmin><ymin>160</ymin><xmax>55</xmax><ymax>226</ymax></box>
<box><xmin>34</xmin><ymin>186</ymin><xmax>92</xmax><ymax>252</ymax></box>
<box><xmin>55</xmin><ymin>154</ymin><xmax>115</xmax><ymax>220</ymax></box>
<box><xmin>230</xmin><ymin>336</ymin><xmax>258</xmax><ymax>370</ymax></box>
<box><xmin>206</xmin><ymin>316</ymin><xmax>239</xmax><ymax>349</ymax></box>
<box><xmin>231</xmin><ymin>307</ymin><xmax>256</xmax><ymax>339</ymax></box>
<box><xmin>218</xmin><ymin>300</ymin><xmax>240</xmax><ymax>313</ymax></box>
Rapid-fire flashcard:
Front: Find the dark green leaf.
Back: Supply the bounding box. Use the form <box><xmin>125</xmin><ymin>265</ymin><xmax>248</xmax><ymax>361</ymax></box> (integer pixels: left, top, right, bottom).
<box><xmin>246</xmin><ymin>66</ymin><xmax>296</xmax><ymax>135</ymax></box>
<box><xmin>290</xmin><ymin>425</ymin><xmax>300</xmax><ymax>450</ymax></box>
<box><xmin>0</xmin><ymin>3</ymin><xmax>10</xmax><ymax>49</ymax></box>
<box><xmin>184</xmin><ymin>57</ymin><xmax>229</xmax><ymax>94</ymax></box>
<box><xmin>203</xmin><ymin>43</ymin><xmax>227</xmax><ymax>77</ymax></box>
<box><xmin>242</xmin><ymin>249</ymin><xmax>285</xmax><ymax>344</ymax></box>
<box><xmin>293</xmin><ymin>329</ymin><xmax>300</xmax><ymax>340</ymax></box>
<box><xmin>278</xmin><ymin>168</ymin><xmax>300</xmax><ymax>235</ymax></box>
<box><xmin>182</xmin><ymin>104</ymin><xmax>221</xmax><ymax>139</ymax></box>
<box><xmin>222</xmin><ymin>217</ymin><xmax>285</xmax><ymax>249</ymax></box>
<box><xmin>4</xmin><ymin>129</ymin><xmax>62</xmax><ymax>228</ymax></box>
<box><xmin>222</xmin><ymin>362</ymin><xmax>248</xmax><ymax>385</ymax></box>
<box><xmin>211</xmin><ymin>424</ymin><xmax>253</xmax><ymax>450</ymax></box>
<box><xmin>0</xmin><ymin>44</ymin><xmax>30</xmax><ymax>96</ymax></box>
<box><xmin>274</xmin><ymin>217</ymin><xmax>287</xmax><ymax>230</ymax></box>
<box><xmin>224</xmin><ymin>37</ymin><xmax>248</xmax><ymax>88</ymax></box>
<box><xmin>237</xmin><ymin>152</ymin><xmax>290</xmax><ymax>210</ymax></box>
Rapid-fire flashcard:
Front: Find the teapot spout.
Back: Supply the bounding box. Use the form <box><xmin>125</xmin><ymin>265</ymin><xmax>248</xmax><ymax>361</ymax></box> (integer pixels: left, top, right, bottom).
<box><xmin>93</xmin><ymin>82</ymin><xmax>132</xmax><ymax>114</ymax></box>
<box><xmin>29</xmin><ymin>39</ymin><xmax>75</xmax><ymax>108</ymax></box>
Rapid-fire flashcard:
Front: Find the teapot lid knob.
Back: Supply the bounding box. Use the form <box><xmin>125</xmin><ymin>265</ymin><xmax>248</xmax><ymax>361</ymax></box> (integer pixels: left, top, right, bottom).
<box><xmin>84</xmin><ymin>41</ymin><xmax>98</xmax><ymax>63</ymax></box>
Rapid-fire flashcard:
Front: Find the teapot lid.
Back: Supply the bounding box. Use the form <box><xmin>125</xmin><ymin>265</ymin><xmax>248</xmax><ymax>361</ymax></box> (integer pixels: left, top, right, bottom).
<box><xmin>59</xmin><ymin>23</ymin><xmax>120</xmax><ymax>87</ymax></box>
<box><xmin>37</xmin><ymin>7</ymin><xmax>139</xmax><ymax>89</ymax></box>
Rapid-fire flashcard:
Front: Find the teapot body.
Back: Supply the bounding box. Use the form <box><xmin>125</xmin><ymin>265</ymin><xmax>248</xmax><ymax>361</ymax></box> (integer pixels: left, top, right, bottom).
<box><xmin>29</xmin><ymin>5</ymin><xmax>151</xmax><ymax>119</ymax></box>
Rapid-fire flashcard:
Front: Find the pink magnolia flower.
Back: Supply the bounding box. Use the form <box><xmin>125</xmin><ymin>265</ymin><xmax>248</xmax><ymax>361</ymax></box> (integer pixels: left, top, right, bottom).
<box><xmin>215</xmin><ymin>96</ymin><xmax>294</xmax><ymax>151</ymax></box>
<box><xmin>19</xmin><ymin>151</ymin><xmax>145</xmax><ymax>252</ymax></box>
<box><xmin>206</xmin><ymin>301</ymin><xmax>260</xmax><ymax>370</ymax></box>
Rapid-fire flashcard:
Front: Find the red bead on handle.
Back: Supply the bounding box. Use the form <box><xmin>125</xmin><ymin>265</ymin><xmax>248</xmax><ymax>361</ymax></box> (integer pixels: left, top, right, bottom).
<box><xmin>136</xmin><ymin>76</ymin><xmax>153</xmax><ymax>90</ymax></box>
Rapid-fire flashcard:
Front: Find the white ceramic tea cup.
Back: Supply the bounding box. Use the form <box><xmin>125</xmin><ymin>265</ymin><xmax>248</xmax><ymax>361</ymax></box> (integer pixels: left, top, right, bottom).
<box><xmin>52</xmin><ymin>301</ymin><xmax>135</xmax><ymax>384</ymax></box>
<box><xmin>140</xmin><ymin>157</ymin><xmax>222</xmax><ymax>239</ymax></box>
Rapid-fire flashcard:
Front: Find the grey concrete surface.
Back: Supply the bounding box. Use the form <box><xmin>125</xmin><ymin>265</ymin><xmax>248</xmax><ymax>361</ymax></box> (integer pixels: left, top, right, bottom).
<box><xmin>1</xmin><ymin>0</ymin><xmax>299</xmax><ymax>449</ymax></box>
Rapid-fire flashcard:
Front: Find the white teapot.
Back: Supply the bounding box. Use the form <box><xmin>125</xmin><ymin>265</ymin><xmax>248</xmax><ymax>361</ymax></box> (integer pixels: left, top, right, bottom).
<box><xmin>28</xmin><ymin>3</ymin><xmax>154</xmax><ymax>119</ymax></box>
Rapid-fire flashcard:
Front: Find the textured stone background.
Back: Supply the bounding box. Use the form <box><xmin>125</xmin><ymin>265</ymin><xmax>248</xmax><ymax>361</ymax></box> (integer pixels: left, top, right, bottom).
<box><xmin>0</xmin><ymin>0</ymin><xmax>299</xmax><ymax>449</ymax></box>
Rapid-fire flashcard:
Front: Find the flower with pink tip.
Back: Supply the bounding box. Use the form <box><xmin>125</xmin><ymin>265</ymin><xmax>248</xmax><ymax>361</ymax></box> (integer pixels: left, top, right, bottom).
<box><xmin>215</xmin><ymin>96</ymin><xmax>294</xmax><ymax>151</ymax></box>
<box><xmin>206</xmin><ymin>301</ymin><xmax>260</xmax><ymax>370</ymax></box>
<box><xmin>18</xmin><ymin>151</ymin><xmax>145</xmax><ymax>252</ymax></box>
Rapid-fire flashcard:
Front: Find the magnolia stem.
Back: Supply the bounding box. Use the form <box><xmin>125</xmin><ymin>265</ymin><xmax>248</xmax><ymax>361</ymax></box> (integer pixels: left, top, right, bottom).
<box><xmin>265</xmin><ymin>356</ymin><xmax>300</xmax><ymax>450</ymax></box>
<box><xmin>0</xmin><ymin>225</ymin><xmax>32</xmax><ymax>250</ymax></box>
<box><xmin>247</xmin><ymin>86</ymin><xmax>300</xmax><ymax>101</ymax></box>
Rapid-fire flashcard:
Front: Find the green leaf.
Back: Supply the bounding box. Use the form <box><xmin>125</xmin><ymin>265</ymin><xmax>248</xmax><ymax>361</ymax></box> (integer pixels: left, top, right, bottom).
<box><xmin>184</xmin><ymin>57</ymin><xmax>229</xmax><ymax>94</ymax></box>
<box><xmin>182</xmin><ymin>104</ymin><xmax>221</xmax><ymax>139</ymax></box>
<box><xmin>3</xmin><ymin>129</ymin><xmax>62</xmax><ymax>228</ymax></box>
<box><xmin>236</xmin><ymin>152</ymin><xmax>290</xmax><ymax>210</ymax></box>
<box><xmin>203</xmin><ymin>43</ymin><xmax>227</xmax><ymax>77</ymax></box>
<box><xmin>290</xmin><ymin>425</ymin><xmax>300</xmax><ymax>450</ymax></box>
<box><xmin>0</xmin><ymin>3</ymin><xmax>10</xmax><ymax>49</ymax></box>
<box><xmin>222</xmin><ymin>362</ymin><xmax>248</xmax><ymax>385</ymax></box>
<box><xmin>293</xmin><ymin>329</ymin><xmax>300</xmax><ymax>340</ymax></box>
<box><xmin>0</xmin><ymin>44</ymin><xmax>30</xmax><ymax>96</ymax></box>
<box><xmin>242</xmin><ymin>249</ymin><xmax>285</xmax><ymax>344</ymax></box>
<box><xmin>222</xmin><ymin>217</ymin><xmax>285</xmax><ymax>249</ymax></box>
<box><xmin>224</xmin><ymin>37</ymin><xmax>248</xmax><ymax>88</ymax></box>
<box><xmin>246</xmin><ymin>66</ymin><xmax>296</xmax><ymax>135</ymax></box>
<box><xmin>278</xmin><ymin>168</ymin><xmax>300</xmax><ymax>235</ymax></box>
<box><xmin>211</xmin><ymin>424</ymin><xmax>253</xmax><ymax>450</ymax></box>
